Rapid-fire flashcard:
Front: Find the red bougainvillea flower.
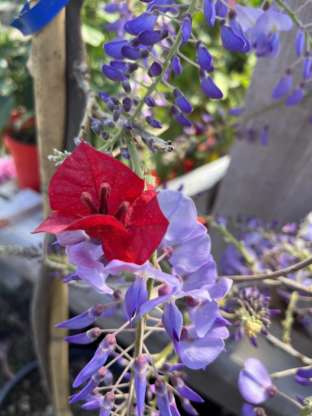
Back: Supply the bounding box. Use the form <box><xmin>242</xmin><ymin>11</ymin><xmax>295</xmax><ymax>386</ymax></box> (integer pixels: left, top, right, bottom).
<box><xmin>34</xmin><ymin>142</ymin><xmax>168</xmax><ymax>264</ymax></box>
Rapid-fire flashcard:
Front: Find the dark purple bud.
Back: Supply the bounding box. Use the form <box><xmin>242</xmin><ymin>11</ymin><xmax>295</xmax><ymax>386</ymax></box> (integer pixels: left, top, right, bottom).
<box><xmin>200</xmin><ymin>76</ymin><xmax>223</xmax><ymax>99</ymax></box>
<box><xmin>99</xmin><ymin>91</ymin><xmax>110</xmax><ymax>103</ymax></box>
<box><xmin>122</xmin><ymin>80</ymin><xmax>131</xmax><ymax>93</ymax></box>
<box><xmin>140</xmin><ymin>49</ymin><xmax>150</xmax><ymax>59</ymax></box>
<box><xmin>148</xmin><ymin>61</ymin><xmax>162</xmax><ymax>77</ymax></box>
<box><xmin>128</xmin><ymin>63</ymin><xmax>139</xmax><ymax>73</ymax></box>
<box><xmin>295</xmin><ymin>30</ymin><xmax>305</xmax><ymax>57</ymax></box>
<box><xmin>121</xmin><ymin>45</ymin><xmax>141</xmax><ymax>60</ymax></box>
<box><xmin>259</xmin><ymin>125</ymin><xmax>269</xmax><ymax>146</ymax></box>
<box><xmin>221</xmin><ymin>21</ymin><xmax>250</xmax><ymax>53</ymax></box>
<box><xmin>295</xmin><ymin>375</ymin><xmax>312</xmax><ymax>386</ymax></box>
<box><xmin>65</xmin><ymin>327</ymin><xmax>102</xmax><ymax>345</ymax></box>
<box><xmin>104</xmin><ymin>39</ymin><xmax>129</xmax><ymax>59</ymax></box>
<box><xmin>215</xmin><ymin>0</ymin><xmax>227</xmax><ymax>18</ymax></box>
<box><xmin>296</xmin><ymin>367</ymin><xmax>312</xmax><ymax>379</ymax></box>
<box><xmin>172</xmin><ymin>107</ymin><xmax>192</xmax><ymax>127</ymax></box>
<box><xmin>182</xmin><ymin>14</ymin><xmax>192</xmax><ymax>44</ymax></box>
<box><xmin>125</xmin><ymin>278</ymin><xmax>148</xmax><ymax>320</ymax></box>
<box><xmin>162</xmin><ymin>301</ymin><xmax>183</xmax><ymax>342</ymax></box>
<box><xmin>203</xmin><ymin>0</ymin><xmax>216</xmax><ymax>27</ymax></box>
<box><xmin>272</xmin><ymin>73</ymin><xmax>293</xmax><ymax>99</ymax></box>
<box><xmin>285</xmin><ymin>87</ymin><xmax>304</xmax><ymax>106</ymax></box>
<box><xmin>197</xmin><ymin>43</ymin><xmax>214</xmax><ymax>72</ymax></box>
<box><xmin>144</xmin><ymin>95</ymin><xmax>156</xmax><ymax>107</ymax></box>
<box><xmin>120</xmin><ymin>147</ymin><xmax>130</xmax><ymax>160</ymax></box>
<box><xmin>90</xmin><ymin>118</ymin><xmax>102</xmax><ymax>134</ymax></box>
<box><xmin>174</xmin><ymin>92</ymin><xmax>193</xmax><ymax>114</ymax></box>
<box><xmin>146</xmin><ymin>115</ymin><xmax>162</xmax><ymax>128</ymax></box>
<box><xmin>125</xmin><ymin>12</ymin><xmax>157</xmax><ymax>35</ymax></box>
<box><xmin>101</xmin><ymin>131</ymin><xmax>110</xmax><ymax>140</ymax></box>
<box><xmin>134</xmin><ymin>355</ymin><xmax>149</xmax><ymax>416</ymax></box>
<box><xmin>113</xmin><ymin>110</ymin><xmax>120</xmax><ymax>122</ymax></box>
<box><xmin>102</xmin><ymin>64</ymin><xmax>126</xmax><ymax>81</ymax></box>
<box><xmin>110</xmin><ymin>60</ymin><xmax>128</xmax><ymax>72</ymax></box>
<box><xmin>122</xmin><ymin>97</ymin><xmax>132</xmax><ymax>112</ymax></box>
<box><xmin>228</xmin><ymin>107</ymin><xmax>244</xmax><ymax>116</ymax></box>
<box><xmin>137</xmin><ymin>30</ymin><xmax>162</xmax><ymax>46</ymax></box>
<box><xmin>303</xmin><ymin>56</ymin><xmax>312</xmax><ymax>80</ymax></box>
<box><xmin>171</xmin><ymin>55</ymin><xmax>183</xmax><ymax>76</ymax></box>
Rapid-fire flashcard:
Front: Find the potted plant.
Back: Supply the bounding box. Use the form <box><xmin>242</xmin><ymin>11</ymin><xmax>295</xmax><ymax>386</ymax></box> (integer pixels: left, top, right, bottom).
<box><xmin>0</xmin><ymin>22</ymin><xmax>39</xmax><ymax>191</ymax></box>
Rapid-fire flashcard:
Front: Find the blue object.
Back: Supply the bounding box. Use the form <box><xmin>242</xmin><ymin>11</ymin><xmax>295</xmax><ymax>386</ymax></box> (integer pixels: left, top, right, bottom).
<box><xmin>11</xmin><ymin>0</ymin><xmax>71</xmax><ymax>36</ymax></box>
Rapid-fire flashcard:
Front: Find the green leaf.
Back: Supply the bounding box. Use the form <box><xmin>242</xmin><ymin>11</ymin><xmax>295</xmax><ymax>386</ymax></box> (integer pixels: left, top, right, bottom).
<box><xmin>82</xmin><ymin>24</ymin><xmax>105</xmax><ymax>47</ymax></box>
<box><xmin>0</xmin><ymin>95</ymin><xmax>14</xmax><ymax>131</ymax></box>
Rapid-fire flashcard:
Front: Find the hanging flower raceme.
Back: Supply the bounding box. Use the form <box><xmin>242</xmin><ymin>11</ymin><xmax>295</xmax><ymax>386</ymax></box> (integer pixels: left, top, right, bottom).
<box><xmin>34</xmin><ymin>142</ymin><xmax>168</xmax><ymax>265</ymax></box>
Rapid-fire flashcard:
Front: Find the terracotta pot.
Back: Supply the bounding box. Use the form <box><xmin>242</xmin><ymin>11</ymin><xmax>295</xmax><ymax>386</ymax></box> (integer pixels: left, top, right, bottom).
<box><xmin>4</xmin><ymin>134</ymin><xmax>40</xmax><ymax>191</ymax></box>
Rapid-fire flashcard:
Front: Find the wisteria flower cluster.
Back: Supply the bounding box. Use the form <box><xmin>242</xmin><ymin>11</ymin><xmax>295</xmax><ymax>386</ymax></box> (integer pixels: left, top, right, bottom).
<box><xmin>89</xmin><ymin>0</ymin><xmax>298</xmax><ymax>155</ymax></box>
<box><xmin>36</xmin><ymin>142</ymin><xmax>231</xmax><ymax>415</ymax></box>
<box><xmin>23</xmin><ymin>0</ymin><xmax>312</xmax><ymax>414</ymax></box>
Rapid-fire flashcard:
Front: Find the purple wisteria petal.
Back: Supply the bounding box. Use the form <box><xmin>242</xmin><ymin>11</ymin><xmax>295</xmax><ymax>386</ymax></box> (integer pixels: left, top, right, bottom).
<box><xmin>295</xmin><ymin>30</ymin><xmax>305</xmax><ymax>57</ymax></box>
<box><xmin>203</xmin><ymin>0</ymin><xmax>216</xmax><ymax>27</ymax></box>
<box><xmin>138</xmin><ymin>30</ymin><xmax>162</xmax><ymax>45</ymax></box>
<box><xmin>70</xmin><ymin>377</ymin><xmax>97</xmax><ymax>404</ymax></box>
<box><xmin>241</xmin><ymin>403</ymin><xmax>257</xmax><ymax>416</ymax></box>
<box><xmin>303</xmin><ymin>56</ymin><xmax>312</xmax><ymax>80</ymax></box>
<box><xmin>177</xmin><ymin>332</ymin><xmax>225</xmax><ymax>369</ymax></box>
<box><xmin>138</xmin><ymin>287</ymin><xmax>176</xmax><ymax>317</ymax></box>
<box><xmin>182</xmin><ymin>259</ymin><xmax>217</xmax><ymax>295</ymax></box>
<box><xmin>169</xmin><ymin>394</ymin><xmax>181</xmax><ymax>416</ymax></box>
<box><xmin>125</xmin><ymin>278</ymin><xmax>148</xmax><ymax>320</ymax></box>
<box><xmin>285</xmin><ymin>87</ymin><xmax>304</xmax><ymax>106</ymax></box>
<box><xmin>174</xmin><ymin>379</ymin><xmax>204</xmax><ymax>403</ymax></box>
<box><xmin>66</xmin><ymin>241</ymin><xmax>112</xmax><ymax>293</ymax></box>
<box><xmin>173</xmin><ymin>110</ymin><xmax>193</xmax><ymax>128</ymax></box>
<box><xmin>104</xmin><ymin>39</ymin><xmax>129</xmax><ymax>59</ymax></box>
<box><xmin>235</xmin><ymin>5</ymin><xmax>262</xmax><ymax>32</ymax></box>
<box><xmin>238</xmin><ymin>358</ymin><xmax>272</xmax><ymax>405</ymax></box>
<box><xmin>134</xmin><ymin>355</ymin><xmax>148</xmax><ymax>416</ymax></box>
<box><xmin>124</xmin><ymin>13</ymin><xmax>157</xmax><ymax>35</ymax></box>
<box><xmin>197</xmin><ymin>44</ymin><xmax>214</xmax><ymax>72</ymax></box>
<box><xmin>102</xmin><ymin>64</ymin><xmax>127</xmax><ymax>81</ymax></box>
<box><xmin>297</xmin><ymin>367</ymin><xmax>312</xmax><ymax>378</ymax></box>
<box><xmin>200</xmin><ymin>76</ymin><xmax>223</xmax><ymax>99</ymax></box>
<box><xmin>208</xmin><ymin>277</ymin><xmax>232</xmax><ymax>300</ymax></box>
<box><xmin>148</xmin><ymin>61</ymin><xmax>162</xmax><ymax>77</ymax></box>
<box><xmin>65</xmin><ymin>327</ymin><xmax>102</xmax><ymax>345</ymax></box>
<box><xmin>170</xmin><ymin>233</ymin><xmax>211</xmax><ymax>274</ymax></box>
<box><xmin>181</xmin><ymin>399</ymin><xmax>198</xmax><ymax>415</ymax></box>
<box><xmin>57</xmin><ymin>230</ymin><xmax>87</xmax><ymax>246</ymax></box>
<box><xmin>155</xmin><ymin>380</ymin><xmax>172</xmax><ymax>415</ymax></box>
<box><xmin>146</xmin><ymin>115</ymin><xmax>162</xmax><ymax>128</ymax></box>
<box><xmin>163</xmin><ymin>301</ymin><xmax>183</xmax><ymax>342</ymax></box>
<box><xmin>158</xmin><ymin>190</ymin><xmax>204</xmax><ymax>245</ymax></box>
<box><xmin>182</xmin><ymin>14</ymin><xmax>192</xmax><ymax>44</ymax></box>
<box><xmin>103</xmin><ymin>260</ymin><xmax>181</xmax><ymax>288</ymax></box>
<box><xmin>255</xmin><ymin>9</ymin><xmax>292</xmax><ymax>33</ymax></box>
<box><xmin>73</xmin><ymin>335</ymin><xmax>116</xmax><ymax>387</ymax></box>
<box><xmin>122</xmin><ymin>45</ymin><xmax>141</xmax><ymax>60</ymax></box>
<box><xmin>272</xmin><ymin>73</ymin><xmax>292</xmax><ymax>99</ymax></box>
<box><xmin>171</xmin><ymin>55</ymin><xmax>183</xmax><ymax>76</ymax></box>
<box><xmin>215</xmin><ymin>0</ymin><xmax>227</xmax><ymax>18</ymax></box>
<box><xmin>82</xmin><ymin>395</ymin><xmax>104</xmax><ymax>410</ymax></box>
<box><xmin>175</xmin><ymin>92</ymin><xmax>193</xmax><ymax>114</ymax></box>
<box><xmin>56</xmin><ymin>308</ymin><xmax>96</xmax><ymax>329</ymax></box>
<box><xmin>221</xmin><ymin>22</ymin><xmax>250</xmax><ymax>53</ymax></box>
<box><xmin>190</xmin><ymin>300</ymin><xmax>218</xmax><ymax>338</ymax></box>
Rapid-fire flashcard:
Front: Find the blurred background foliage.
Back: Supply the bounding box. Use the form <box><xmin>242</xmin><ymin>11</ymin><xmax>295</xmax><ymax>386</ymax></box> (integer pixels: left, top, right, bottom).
<box><xmin>0</xmin><ymin>0</ymin><xmax>256</xmax><ymax>177</ymax></box>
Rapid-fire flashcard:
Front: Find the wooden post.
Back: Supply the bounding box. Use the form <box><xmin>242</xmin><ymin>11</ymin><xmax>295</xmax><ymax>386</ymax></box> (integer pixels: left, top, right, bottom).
<box><xmin>31</xmin><ymin>10</ymin><xmax>71</xmax><ymax>416</ymax></box>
